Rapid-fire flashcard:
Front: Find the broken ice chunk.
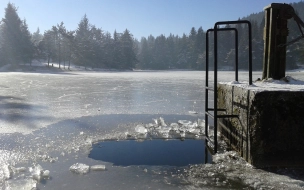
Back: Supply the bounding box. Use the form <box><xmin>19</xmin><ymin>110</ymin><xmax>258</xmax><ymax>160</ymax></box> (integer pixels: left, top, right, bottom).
<box><xmin>180</xmin><ymin>131</ymin><xmax>186</xmax><ymax>138</ymax></box>
<box><xmin>197</xmin><ymin>119</ymin><xmax>205</xmax><ymax>127</ymax></box>
<box><xmin>145</xmin><ymin>123</ymin><xmax>154</xmax><ymax>129</ymax></box>
<box><xmin>178</xmin><ymin>120</ymin><xmax>192</xmax><ymax>126</ymax></box>
<box><xmin>170</xmin><ymin>123</ymin><xmax>179</xmax><ymax>131</ymax></box>
<box><xmin>159</xmin><ymin>126</ymin><xmax>171</xmax><ymax>133</ymax></box>
<box><xmin>42</xmin><ymin>170</ymin><xmax>50</xmax><ymax>179</ymax></box>
<box><xmin>90</xmin><ymin>165</ymin><xmax>106</xmax><ymax>171</ymax></box>
<box><xmin>153</xmin><ymin>117</ymin><xmax>167</xmax><ymax>127</ymax></box>
<box><xmin>158</xmin><ymin>126</ymin><xmax>171</xmax><ymax>138</ymax></box>
<box><xmin>69</xmin><ymin>163</ymin><xmax>90</xmax><ymax>174</ymax></box>
<box><xmin>158</xmin><ymin>117</ymin><xmax>167</xmax><ymax>127</ymax></box>
<box><xmin>29</xmin><ymin>164</ymin><xmax>50</xmax><ymax>181</ymax></box>
<box><xmin>15</xmin><ymin>167</ymin><xmax>27</xmax><ymax>173</ymax></box>
<box><xmin>2</xmin><ymin>165</ymin><xmax>12</xmax><ymax>179</ymax></box>
<box><xmin>186</xmin><ymin>125</ymin><xmax>196</xmax><ymax>133</ymax></box>
<box><xmin>6</xmin><ymin>179</ymin><xmax>37</xmax><ymax>190</ymax></box>
<box><xmin>135</xmin><ymin>125</ymin><xmax>148</xmax><ymax>134</ymax></box>
<box><xmin>184</xmin><ymin>122</ymin><xmax>198</xmax><ymax>133</ymax></box>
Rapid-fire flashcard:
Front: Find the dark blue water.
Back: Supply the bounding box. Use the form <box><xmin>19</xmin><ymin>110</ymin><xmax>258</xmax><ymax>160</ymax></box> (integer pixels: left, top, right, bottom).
<box><xmin>89</xmin><ymin>139</ymin><xmax>212</xmax><ymax>166</ymax></box>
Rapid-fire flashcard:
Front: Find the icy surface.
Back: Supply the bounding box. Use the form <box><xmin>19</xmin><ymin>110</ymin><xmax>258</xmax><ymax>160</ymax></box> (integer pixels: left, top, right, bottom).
<box><xmin>184</xmin><ymin>151</ymin><xmax>304</xmax><ymax>189</ymax></box>
<box><xmin>0</xmin><ymin>71</ymin><xmax>206</xmax><ymax>134</ymax></box>
<box><xmin>0</xmin><ymin>70</ymin><xmax>303</xmax><ymax>189</ymax></box>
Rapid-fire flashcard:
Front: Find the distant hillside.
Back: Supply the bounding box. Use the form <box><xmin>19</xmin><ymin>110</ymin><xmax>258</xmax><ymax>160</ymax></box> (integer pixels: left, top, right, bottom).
<box><xmin>242</xmin><ymin>1</ymin><xmax>304</xmax><ymax>25</ymax></box>
<box><xmin>242</xmin><ymin>12</ymin><xmax>264</xmax><ymax>25</ymax></box>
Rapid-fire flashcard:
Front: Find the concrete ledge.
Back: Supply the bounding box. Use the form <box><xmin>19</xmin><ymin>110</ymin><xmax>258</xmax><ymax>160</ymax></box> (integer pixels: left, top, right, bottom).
<box><xmin>217</xmin><ymin>82</ymin><xmax>304</xmax><ymax>167</ymax></box>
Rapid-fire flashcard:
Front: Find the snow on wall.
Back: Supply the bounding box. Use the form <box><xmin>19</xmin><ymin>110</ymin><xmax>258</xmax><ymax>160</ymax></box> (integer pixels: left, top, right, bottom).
<box><xmin>221</xmin><ymin>76</ymin><xmax>304</xmax><ymax>92</ymax></box>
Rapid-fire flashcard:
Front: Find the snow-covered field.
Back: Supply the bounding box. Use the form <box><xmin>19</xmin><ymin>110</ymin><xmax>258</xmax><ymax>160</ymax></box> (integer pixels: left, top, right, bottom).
<box><xmin>0</xmin><ymin>68</ymin><xmax>303</xmax><ymax>189</ymax></box>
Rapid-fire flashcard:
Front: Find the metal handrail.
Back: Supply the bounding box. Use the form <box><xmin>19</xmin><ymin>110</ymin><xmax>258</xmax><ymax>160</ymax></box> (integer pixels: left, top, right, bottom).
<box><xmin>205</xmin><ymin>20</ymin><xmax>252</xmax><ymax>153</ymax></box>
<box><xmin>205</xmin><ymin>27</ymin><xmax>239</xmax><ymax>154</ymax></box>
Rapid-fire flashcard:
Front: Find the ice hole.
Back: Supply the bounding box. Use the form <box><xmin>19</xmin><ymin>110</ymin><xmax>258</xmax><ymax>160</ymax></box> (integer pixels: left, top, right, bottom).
<box><xmin>89</xmin><ymin>139</ymin><xmax>212</xmax><ymax>166</ymax></box>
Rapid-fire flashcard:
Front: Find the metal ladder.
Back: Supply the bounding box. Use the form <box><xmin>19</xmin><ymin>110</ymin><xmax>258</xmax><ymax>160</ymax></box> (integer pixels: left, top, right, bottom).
<box><xmin>205</xmin><ymin>20</ymin><xmax>253</xmax><ymax>154</ymax></box>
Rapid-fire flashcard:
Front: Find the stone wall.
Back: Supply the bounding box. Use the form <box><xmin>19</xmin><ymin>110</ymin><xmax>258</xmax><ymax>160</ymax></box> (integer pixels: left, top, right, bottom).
<box><xmin>217</xmin><ymin>83</ymin><xmax>304</xmax><ymax>167</ymax></box>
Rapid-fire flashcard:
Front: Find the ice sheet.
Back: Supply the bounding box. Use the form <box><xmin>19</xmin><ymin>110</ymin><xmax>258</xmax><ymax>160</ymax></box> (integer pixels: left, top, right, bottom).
<box><xmin>0</xmin><ymin>70</ymin><xmax>303</xmax><ymax>189</ymax></box>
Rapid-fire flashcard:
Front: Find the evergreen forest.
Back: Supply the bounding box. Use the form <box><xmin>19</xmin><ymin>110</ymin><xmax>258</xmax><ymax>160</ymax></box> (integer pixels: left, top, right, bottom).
<box><xmin>0</xmin><ymin>2</ymin><xmax>304</xmax><ymax>71</ymax></box>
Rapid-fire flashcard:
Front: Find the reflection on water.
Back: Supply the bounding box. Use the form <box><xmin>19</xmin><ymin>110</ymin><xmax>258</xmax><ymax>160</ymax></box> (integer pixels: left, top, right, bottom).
<box><xmin>89</xmin><ymin>139</ymin><xmax>212</xmax><ymax>166</ymax></box>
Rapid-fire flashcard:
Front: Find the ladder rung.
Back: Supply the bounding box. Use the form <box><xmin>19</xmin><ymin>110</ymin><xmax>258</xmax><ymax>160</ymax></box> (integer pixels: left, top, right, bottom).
<box><xmin>217</xmin><ymin>115</ymin><xmax>238</xmax><ymax>118</ymax></box>
<box><xmin>207</xmin><ymin>108</ymin><xmax>226</xmax><ymax>111</ymax></box>
<box><xmin>206</xmin><ymin>112</ymin><xmax>238</xmax><ymax>119</ymax></box>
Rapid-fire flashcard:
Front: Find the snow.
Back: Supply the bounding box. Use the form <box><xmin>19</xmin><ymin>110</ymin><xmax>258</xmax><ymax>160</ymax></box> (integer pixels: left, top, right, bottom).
<box><xmin>222</xmin><ymin>76</ymin><xmax>304</xmax><ymax>91</ymax></box>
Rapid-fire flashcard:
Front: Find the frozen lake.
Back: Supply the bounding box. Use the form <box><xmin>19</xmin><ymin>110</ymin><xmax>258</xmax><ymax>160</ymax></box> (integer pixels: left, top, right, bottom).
<box><xmin>0</xmin><ymin>70</ymin><xmax>304</xmax><ymax>189</ymax></box>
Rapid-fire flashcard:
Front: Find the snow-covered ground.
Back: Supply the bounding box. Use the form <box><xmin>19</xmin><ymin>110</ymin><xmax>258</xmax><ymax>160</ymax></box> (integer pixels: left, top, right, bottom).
<box><xmin>0</xmin><ymin>68</ymin><xmax>303</xmax><ymax>189</ymax></box>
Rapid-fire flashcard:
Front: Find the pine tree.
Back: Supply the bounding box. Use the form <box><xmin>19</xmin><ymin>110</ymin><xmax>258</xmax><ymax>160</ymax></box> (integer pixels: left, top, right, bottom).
<box><xmin>32</xmin><ymin>28</ymin><xmax>43</xmax><ymax>46</ymax></box>
<box><xmin>63</xmin><ymin>30</ymin><xmax>75</xmax><ymax>70</ymax></box>
<box><xmin>166</xmin><ymin>34</ymin><xmax>177</xmax><ymax>69</ymax></box>
<box><xmin>188</xmin><ymin>27</ymin><xmax>198</xmax><ymax>69</ymax></box>
<box><xmin>121</xmin><ymin>29</ymin><xmax>137</xmax><ymax>69</ymax></box>
<box><xmin>196</xmin><ymin>27</ymin><xmax>206</xmax><ymax>69</ymax></box>
<box><xmin>32</xmin><ymin>28</ymin><xmax>43</xmax><ymax>61</ymax></box>
<box><xmin>177</xmin><ymin>34</ymin><xmax>189</xmax><ymax>69</ymax></box>
<box><xmin>40</xmin><ymin>30</ymin><xmax>56</xmax><ymax>67</ymax></box>
<box><xmin>112</xmin><ymin>30</ymin><xmax>123</xmax><ymax>68</ymax></box>
<box><xmin>90</xmin><ymin>26</ymin><xmax>104</xmax><ymax>68</ymax></box>
<box><xmin>103</xmin><ymin>32</ymin><xmax>114</xmax><ymax>68</ymax></box>
<box><xmin>20</xmin><ymin>19</ymin><xmax>34</xmax><ymax>65</ymax></box>
<box><xmin>138</xmin><ymin>37</ymin><xmax>149</xmax><ymax>69</ymax></box>
<box><xmin>74</xmin><ymin>14</ymin><xmax>94</xmax><ymax>69</ymax></box>
<box><xmin>1</xmin><ymin>3</ymin><xmax>25</xmax><ymax>65</ymax></box>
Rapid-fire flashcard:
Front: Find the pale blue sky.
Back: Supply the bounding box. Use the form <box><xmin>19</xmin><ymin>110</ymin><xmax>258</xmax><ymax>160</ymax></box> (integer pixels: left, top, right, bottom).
<box><xmin>0</xmin><ymin>0</ymin><xmax>302</xmax><ymax>39</ymax></box>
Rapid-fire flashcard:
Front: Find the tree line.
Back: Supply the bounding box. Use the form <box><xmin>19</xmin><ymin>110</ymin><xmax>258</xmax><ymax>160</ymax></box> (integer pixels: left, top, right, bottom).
<box><xmin>0</xmin><ymin>3</ymin><xmax>137</xmax><ymax>70</ymax></box>
<box><xmin>0</xmin><ymin>2</ymin><xmax>303</xmax><ymax>71</ymax></box>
